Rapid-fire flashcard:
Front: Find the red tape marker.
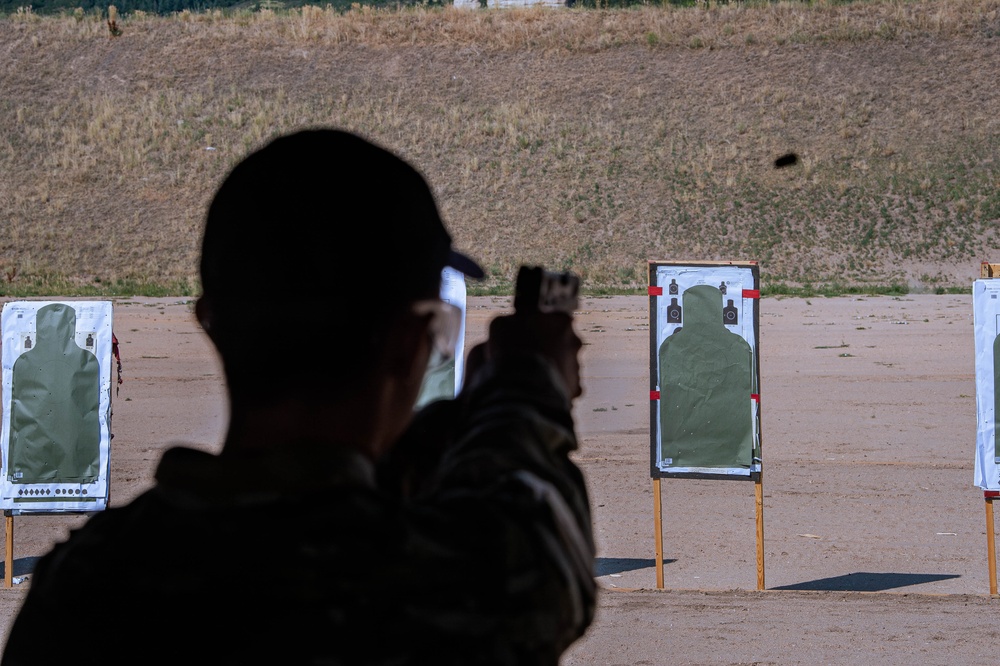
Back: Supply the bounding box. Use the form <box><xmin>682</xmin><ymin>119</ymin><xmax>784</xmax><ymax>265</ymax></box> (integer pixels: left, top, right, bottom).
<box><xmin>986</xmin><ymin>491</ymin><xmax>1000</xmax><ymax>498</ymax></box>
<box><xmin>650</xmin><ymin>391</ymin><xmax>660</xmax><ymax>400</ymax></box>
<box><xmin>742</xmin><ymin>289</ymin><xmax>760</xmax><ymax>299</ymax></box>
<box><xmin>648</xmin><ymin>286</ymin><xmax>663</xmax><ymax>296</ymax></box>
<box><xmin>751</xmin><ymin>394</ymin><xmax>760</xmax><ymax>402</ymax></box>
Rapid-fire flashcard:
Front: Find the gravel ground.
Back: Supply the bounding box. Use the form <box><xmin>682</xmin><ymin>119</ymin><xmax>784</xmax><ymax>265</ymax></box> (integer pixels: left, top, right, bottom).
<box><xmin>3</xmin><ymin>293</ymin><xmax>998</xmax><ymax>664</ymax></box>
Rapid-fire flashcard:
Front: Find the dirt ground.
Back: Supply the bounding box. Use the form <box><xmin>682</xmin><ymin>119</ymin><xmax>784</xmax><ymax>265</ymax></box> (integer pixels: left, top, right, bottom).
<box><xmin>2</xmin><ymin>293</ymin><xmax>998</xmax><ymax>664</ymax></box>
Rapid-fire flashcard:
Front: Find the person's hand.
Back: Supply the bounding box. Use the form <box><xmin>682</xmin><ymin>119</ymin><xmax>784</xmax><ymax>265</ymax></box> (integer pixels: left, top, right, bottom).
<box><xmin>462</xmin><ymin>341</ymin><xmax>489</xmax><ymax>387</ymax></box>
<box><xmin>486</xmin><ymin>312</ymin><xmax>583</xmax><ymax>400</ymax></box>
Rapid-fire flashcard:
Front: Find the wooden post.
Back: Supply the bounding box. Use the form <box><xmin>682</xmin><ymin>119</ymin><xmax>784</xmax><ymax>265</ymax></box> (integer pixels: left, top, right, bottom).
<box><xmin>4</xmin><ymin>512</ymin><xmax>12</xmax><ymax>589</ymax></box>
<box><xmin>987</xmin><ymin>493</ymin><xmax>998</xmax><ymax>596</ymax></box>
<box><xmin>653</xmin><ymin>478</ymin><xmax>664</xmax><ymax>589</ymax></box>
<box><xmin>755</xmin><ymin>474</ymin><xmax>765</xmax><ymax>591</ymax></box>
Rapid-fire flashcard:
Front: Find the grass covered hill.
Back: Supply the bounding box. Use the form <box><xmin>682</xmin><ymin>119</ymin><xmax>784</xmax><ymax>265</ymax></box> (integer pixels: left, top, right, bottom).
<box><xmin>1</xmin><ymin>0</ymin><xmax>998</xmax><ymax>297</ymax></box>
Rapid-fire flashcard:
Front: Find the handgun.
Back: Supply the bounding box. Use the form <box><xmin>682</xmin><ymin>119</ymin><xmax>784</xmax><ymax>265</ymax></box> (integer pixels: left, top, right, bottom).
<box><xmin>513</xmin><ymin>266</ymin><xmax>580</xmax><ymax>315</ymax></box>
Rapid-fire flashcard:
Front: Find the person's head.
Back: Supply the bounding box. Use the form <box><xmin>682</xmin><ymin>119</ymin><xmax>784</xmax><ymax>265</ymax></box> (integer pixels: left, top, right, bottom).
<box><xmin>196</xmin><ymin>128</ymin><xmax>482</xmax><ymax>407</ymax></box>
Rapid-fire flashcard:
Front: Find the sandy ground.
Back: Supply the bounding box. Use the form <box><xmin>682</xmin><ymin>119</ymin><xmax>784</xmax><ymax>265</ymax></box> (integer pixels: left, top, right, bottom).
<box><xmin>2</xmin><ymin>293</ymin><xmax>998</xmax><ymax>664</ymax></box>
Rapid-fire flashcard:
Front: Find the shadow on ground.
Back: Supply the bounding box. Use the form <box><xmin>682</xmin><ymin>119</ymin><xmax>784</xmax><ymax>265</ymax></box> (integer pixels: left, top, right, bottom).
<box><xmin>772</xmin><ymin>572</ymin><xmax>960</xmax><ymax>592</ymax></box>
<box><xmin>595</xmin><ymin>557</ymin><xmax>675</xmax><ymax>576</ymax></box>
<box><xmin>0</xmin><ymin>556</ymin><xmax>40</xmax><ymax>579</ymax></box>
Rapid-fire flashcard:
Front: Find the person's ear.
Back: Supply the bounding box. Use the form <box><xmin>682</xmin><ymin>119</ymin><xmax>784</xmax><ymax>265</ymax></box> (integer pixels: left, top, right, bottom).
<box><xmin>384</xmin><ymin>312</ymin><xmax>431</xmax><ymax>379</ymax></box>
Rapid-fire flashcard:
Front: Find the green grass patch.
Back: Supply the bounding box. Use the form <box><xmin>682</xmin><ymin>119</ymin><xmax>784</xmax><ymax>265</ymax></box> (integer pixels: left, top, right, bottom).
<box><xmin>0</xmin><ymin>278</ymin><xmax>198</xmax><ymax>298</ymax></box>
<box><xmin>764</xmin><ymin>282</ymin><xmax>910</xmax><ymax>298</ymax></box>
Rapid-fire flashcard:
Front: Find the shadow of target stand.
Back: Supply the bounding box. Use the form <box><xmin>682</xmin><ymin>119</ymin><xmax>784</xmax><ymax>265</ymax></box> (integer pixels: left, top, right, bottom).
<box><xmin>1</xmin><ymin>301</ymin><xmax>115</xmax><ymax>588</ymax></box>
<box><xmin>648</xmin><ymin>261</ymin><xmax>764</xmax><ymax>591</ymax></box>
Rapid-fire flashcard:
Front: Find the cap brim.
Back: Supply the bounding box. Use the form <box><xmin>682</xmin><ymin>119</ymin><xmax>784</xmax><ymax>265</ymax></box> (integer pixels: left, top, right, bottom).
<box><xmin>447</xmin><ymin>249</ymin><xmax>485</xmax><ymax>280</ymax></box>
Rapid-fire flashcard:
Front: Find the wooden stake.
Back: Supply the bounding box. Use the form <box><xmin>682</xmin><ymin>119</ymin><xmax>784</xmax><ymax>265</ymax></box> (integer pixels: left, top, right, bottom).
<box><xmin>987</xmin><ymin>497</ymin><xmax>997</xmax><ymax>596</ymax></box>
<box><xmin>755</xmin><ymin>474</ymin><xmax>765</xmax><ymax>591</ymax></box>
<box><xmin>653</xmin><ymin>478</ymin><xmax>664</xmax><ymax>589</ymax></box>
<box><xmin>4</xmin><ymin>513</ymin><xmax>12</xmax><ymax>589</ymax></box>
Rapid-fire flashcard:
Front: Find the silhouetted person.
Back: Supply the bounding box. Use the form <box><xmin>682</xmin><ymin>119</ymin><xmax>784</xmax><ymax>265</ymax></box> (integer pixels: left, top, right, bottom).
<box><xmin>7</xmin><ymin>303</ymin><xmax>101</xmax><ymax>485</ymax></box>
<box><xmin>1</xmin><ymin>129</ymin><xmax>595</xmax><ymax>666</ymax></box>
<box><xmin>658</xmin><ymin>284</ymin><xmax>754</xmax><ymax>470</ymax></box>
<box><xmin>995</xmin><ymin>333</ymin><xmax>1000</xmax><ymax>463</ymax></box>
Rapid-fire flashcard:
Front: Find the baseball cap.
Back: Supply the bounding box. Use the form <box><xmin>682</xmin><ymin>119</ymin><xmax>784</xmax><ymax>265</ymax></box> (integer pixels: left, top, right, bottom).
<box><xmin>199</xmin><ymin>129</ymin><xmax>483</xmax><ymax>304</ymax></box>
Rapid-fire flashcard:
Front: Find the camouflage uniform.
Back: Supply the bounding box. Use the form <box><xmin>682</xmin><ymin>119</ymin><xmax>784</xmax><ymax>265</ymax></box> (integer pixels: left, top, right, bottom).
<box><xmin>1</xmin><ymin>353</ymin><xmax>596</xmax><ymax>666</ymax></box>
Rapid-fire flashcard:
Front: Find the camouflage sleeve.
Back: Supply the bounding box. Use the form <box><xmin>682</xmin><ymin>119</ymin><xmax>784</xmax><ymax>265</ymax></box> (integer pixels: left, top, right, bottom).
<box><xmin>402</xmin><ymin>352</ymin><xmax>597</xmax><ymax>662</ymax></box>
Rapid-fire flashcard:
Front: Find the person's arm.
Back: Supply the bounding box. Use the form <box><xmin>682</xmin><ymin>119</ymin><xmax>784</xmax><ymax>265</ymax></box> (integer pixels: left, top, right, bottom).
<box><xmin>403</xmin><ymin>312</ymin><xmax>596</xmax><ymax>662</ymax></box>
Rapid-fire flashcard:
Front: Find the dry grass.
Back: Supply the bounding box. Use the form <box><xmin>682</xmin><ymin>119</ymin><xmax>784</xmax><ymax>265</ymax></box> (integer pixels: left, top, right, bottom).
<box><xmin>1</xmin><ymin>0</ymin><xmax>998</xmax><ymax>295</ymax></box>
<box><xmin>30</xmin><ymin>0</ymin><xmax>995</xmax><ymax>51</ymax></box>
